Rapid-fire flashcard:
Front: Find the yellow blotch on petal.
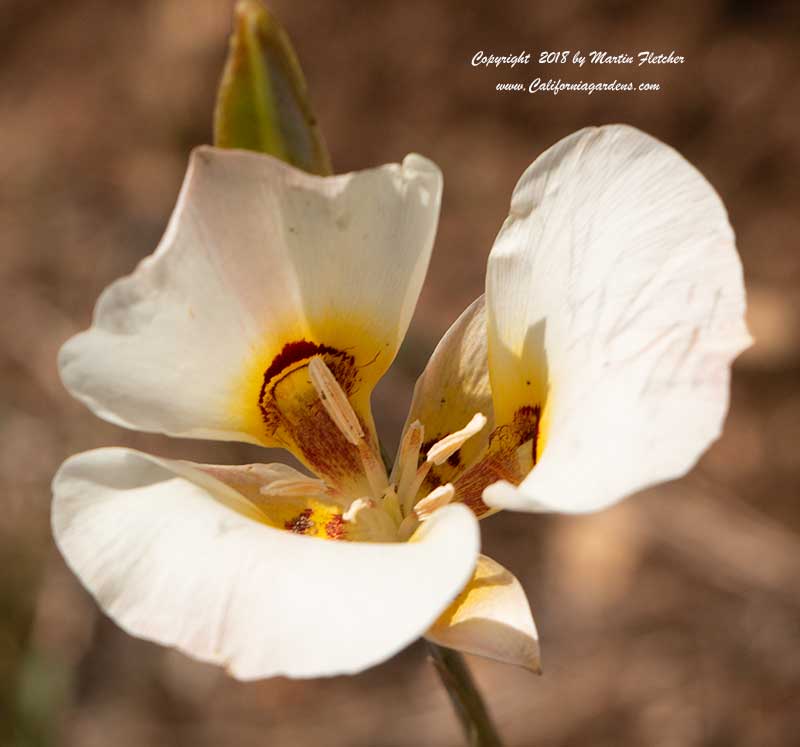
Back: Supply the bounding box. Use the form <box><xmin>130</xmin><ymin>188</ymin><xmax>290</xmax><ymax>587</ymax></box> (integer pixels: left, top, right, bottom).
<box><xmin>487</xmin><ymin>315</ymin><xmax>551</xmax><ymax>464</ymax></box>
<box><xmin>258</xmin><ymin>498</ymin><xmax>348</xmax><ymax>540</ymax></box>
<box><xmin>227</xmin><ymin>317</ymin><xmax>391</xmax><ymax>447</ymax></box>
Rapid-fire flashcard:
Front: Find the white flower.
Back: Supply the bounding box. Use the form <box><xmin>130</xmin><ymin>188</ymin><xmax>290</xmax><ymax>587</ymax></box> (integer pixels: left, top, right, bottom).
<box><xmin>53</xmin><ymin>125</ymin><xmax>750</xmax><ymax>679</ymax></box>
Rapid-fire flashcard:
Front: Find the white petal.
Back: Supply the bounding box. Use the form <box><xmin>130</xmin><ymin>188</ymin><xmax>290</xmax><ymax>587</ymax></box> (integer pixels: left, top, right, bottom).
<box><xmin>59</xmin><ymin>149</ymin><xmax>442</xmax><ymax>446</ymax></box>
<box><xmin>52</xmin><ymin>448</ymin><xmax>479</xmax><ymax>679</ymax></box>
<box><xmin>484</xmin><ymin>125</ymin><xmax>751</xmax><ymax>514</ymax></box>
<box><xmin>425</xmin><ymin>554</ymin><xmax>540</xmax><ymax>672</ymax></box>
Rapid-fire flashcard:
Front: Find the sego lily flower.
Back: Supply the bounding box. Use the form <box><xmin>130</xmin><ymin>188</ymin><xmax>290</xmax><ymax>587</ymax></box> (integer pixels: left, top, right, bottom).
<box><xmin>53</xmin><ymin>125</ymin><xmax>749</xmax><ymax>679</ymax></box>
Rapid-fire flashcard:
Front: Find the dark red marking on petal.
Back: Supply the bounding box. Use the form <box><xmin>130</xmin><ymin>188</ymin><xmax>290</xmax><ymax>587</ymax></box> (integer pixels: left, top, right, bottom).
<box><xmin>325</xmin><ymin>514</ymin><xmax>347</xmax><ymax>540</ymax></box>
<box><xmin>488</xmin><ymin>404</ymin><xmax>541</xmax><ymax>455</ymax></box>
<box><xmin>257</xmin><ymin>340</ymin><xmax>365</xmax><ymax>490</ymax></box>
<box><xmin>514</xmin><ymin>404</ymin><xmax>542</xmax><ymax>445</ymax></box>
<box><xmin>263</xmin><ymin>340</ymin><xmax>340</xmax><ymax>385</ymax></box>
<box><xmin>259</xmin><ymin>340</ymin><xmax>341</xmax><ymax>419</ymax></box>
<box><xmin>454</xmin><ymin>404</ymin><xmax>542</xmax><ymax>517</ymax></box>
<box><xmin>419</xmin><ymin>438</ymin><xmax>435</xmax><ymax>466</ymax></box>
<box><xmin>455</xmin><ymin>451</ymin><xmax>520</xmax><ymax>517</ymax></box>
<box><xmin>446</xmin><ymin>451</ymin><xmax>461</xmax><ymax>468</ymax></box>
<box><xmin>257</xmin><ymin>339</ymin><xmax>358</xmax><ymax>432</ymax></box>
<box><xmin>512</xmin><ymin>404</ymin><xmax>542</xmax><ymax>464</ymax></box>
<box><xmin>527</xmin><ymin>406</ymin><xmax>542</xmax><ymax>464</ymax></box>
<box><xmin>285</xmin><ymin>508</ymin><xmax>315</xmax><ymax>534</ymax></box>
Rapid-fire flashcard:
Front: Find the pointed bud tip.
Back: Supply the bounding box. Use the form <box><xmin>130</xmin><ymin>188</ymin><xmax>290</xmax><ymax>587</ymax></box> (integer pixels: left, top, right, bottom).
<box><xmin>214</xmin><ymin>0</ymin><xmax>332</xmax><ymax>175</ymax></box>
<box><xmin>234</xmin><ymin>0</ymin><xmax>268</xmax><ymax>24</ymax></box>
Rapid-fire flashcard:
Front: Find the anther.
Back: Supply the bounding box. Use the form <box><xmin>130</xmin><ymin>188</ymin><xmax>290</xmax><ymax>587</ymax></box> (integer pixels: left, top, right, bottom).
<box><xmin>396</xmin><ymin>483</ymin><xmax>454</xmax><ymax>541</ymax></box>
<box><xmin>413</xmin><ymin>483</ymin><xmax>455</xmax><ymax>520</ymax></box>
<box><xmin>259</xmin><ymin>477</ymin><xmax>329</xmax><ymax>498</ymax></box>
<box><xmin>399</xmin><ymin>461</ymin><xmax>432</xmax><ymax>517</ymax></box>
<box><xmin>343</xmin><ymin>497</ymin><xmax>374</xmax><ymax>522</ymax></box>
<box><xmin>392</xmin><ymin>420</ymin><xmax>424</xmax><ymax>489</ymax></box>
<box><xmin>426</xmin><ymin>413</ymin><xmax>487</xmax><ymax>466</ymax></box>
<box><xmin>395</xmin><ymin>413</ymin><xmax>487</xmax><ymax>516</ymax></box>
<box><xmin>308</xmin><ymin>356</ymin><xmax>364</xmax><ymax>445</ymax></box>
<box><xmin>308</xmin><ymin>356</ymin><xmax>389</xmax><ymax>498</ymax></box>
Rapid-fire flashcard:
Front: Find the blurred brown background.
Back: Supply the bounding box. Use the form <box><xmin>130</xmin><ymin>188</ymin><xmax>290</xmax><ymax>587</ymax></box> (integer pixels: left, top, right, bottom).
<box><xmin>1</xmin><ymin>0</ymin><xmax>799</xmax><ymax>745</ymax></box>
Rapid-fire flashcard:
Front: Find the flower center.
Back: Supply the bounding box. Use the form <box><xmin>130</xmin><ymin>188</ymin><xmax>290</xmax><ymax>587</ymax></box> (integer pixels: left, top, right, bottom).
<box><xmin>247</xmin><ymin>352</ymin><xmax>541</xmax><ymax>541</ymax></box>
<box><xmin>248</xmin><ymin>355</ymin><xmax>491</xmax><ymax>543</ymax></box>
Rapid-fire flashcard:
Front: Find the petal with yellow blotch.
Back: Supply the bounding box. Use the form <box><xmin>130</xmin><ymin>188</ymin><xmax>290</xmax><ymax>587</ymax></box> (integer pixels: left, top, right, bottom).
<box><xmin>59</xmin><ymin>149</ymin><xmax>442</xmax><ymax>487</ymax></box>
<box><xmin>484</xmin><ymin>125</ymin><xmax>750</xmax><ymax>514</ymax></box>
<box><xmin>52</xmin><ymin>448</ymin><xmax>480</xmax><ymax>680</ymax></box>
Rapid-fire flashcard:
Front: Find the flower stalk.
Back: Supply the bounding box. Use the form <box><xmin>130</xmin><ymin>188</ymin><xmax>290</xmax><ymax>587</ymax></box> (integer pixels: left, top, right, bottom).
<box><xmin>427</xmin><ymin>643</ymin><xmax>503</xmax><ymax>747</ymax></box>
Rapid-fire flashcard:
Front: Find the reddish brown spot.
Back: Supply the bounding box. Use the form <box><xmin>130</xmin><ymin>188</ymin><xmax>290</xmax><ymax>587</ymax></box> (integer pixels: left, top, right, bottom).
<box><xmin>416</xmin><ymin>439</ymin><xmax>433</xmax><ymax>474</ymax></box>
<box><xmin>455</xmin><ymin>451</ymin><xmax>520</xmax><ymax>517</ymax></box>
<box><xmin>488</xmin><ymin>405</ymin><xmax>541</xmax><ymax>455</ymax></box>
<box><xmin>514</xmin><ymin>405</ymin><xmax>541</xmax><ymax>444</ymax></box>
<box><xmin>454</xmin><ymin>404</ymin><xmax>542</xmax><ymax>517</ymax></box>
<box><xmin>285</xmin><ymin>508</ymin><xmax>315</xmax><ymax>534</ymax></box>
<box><xmin>513</xmin><ymin>404</ymin><xmax>542</xmax><ymax>464</ymax></box>
<box><xmin>257</xmin><ymin>341</ymin><xmax>366</xmax><ymax>491</ymax></box>
<box><xmin>263</xmin><ymin>340</ymin><xmax>340</xmax><ymax>385</ymax></box>
<box><xmin>258</xmin><ymin>340</ymin><xmax>358</xmax><ymax>429</ymax></box>
<box><xmin>416</xmin><ymin>433</ymin><xmax>467</xmax><ymax>502</ymax></box>
<box><xmin>446</xmin><ymin>451</ymin><xmax>462</xmax><ymax>468</ymax></box>
<box><xmin>325</xmin><ymin>514</ymin><xmax>347</xmax><ymax>540</ymax></box>
<box><xmin>259</xmin><ymin>340</ymin><xmax>345</xmax><ymax>428</ymax></box>
<box><xmin>418</xmin><ymin>436</ymin><xmax>462</xmax><ymax>469</ymax></box>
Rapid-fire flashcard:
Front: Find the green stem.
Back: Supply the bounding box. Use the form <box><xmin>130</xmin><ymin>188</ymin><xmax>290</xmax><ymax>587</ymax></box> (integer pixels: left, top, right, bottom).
<box><xmin>427</xmin><ymin>642</ymin><xmax>503</xmax><ymax>746</ymax></box>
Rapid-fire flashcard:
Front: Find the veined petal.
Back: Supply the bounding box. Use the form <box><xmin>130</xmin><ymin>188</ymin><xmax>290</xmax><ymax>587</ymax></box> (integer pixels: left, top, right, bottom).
<box><xmin>52</xmin><ymin>448</ymin><xmax>479</xmax><ymax>679</ymax></box>
<box><xmin>425</xmin><ymin>554</ymin><xmax>540</xmax><ymax>672</ymax></box>
<box><xmin>484</xmin><ymin>125</ymin><xmax>751</xmax><ymax>514</ymax></box>
<box><xmin>401</xmin><ymin>297</ymin><xmax>493</xmax><ymax>492</ymax></box>
<box><xmin>59</xmin><ymin>149</ymin><xmax>442</xmax><ymax>490</ymax></box>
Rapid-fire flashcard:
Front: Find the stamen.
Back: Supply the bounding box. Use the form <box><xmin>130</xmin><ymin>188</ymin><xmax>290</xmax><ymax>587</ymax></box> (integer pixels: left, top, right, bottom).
<box><xmin>396</xmin><ymin>483</ymin><xmax>454</xmax><ymax>540</ymax></box>
<box><xmin>308</xmin><ymin>356</ymin><xmax>389</xmax><ymax>498</ymax></box>
<box><xmin>395</xmin><ymin>412</ymin><xmax>488</xmax><ymax>516</ymax></box>
<box><xmin>399</xmin><ymin>461</ymin><xmax>432</xmax><ymax>517</ymax></box>
<box><xmin>414</xmin><ymin>483</ymin><xmax>455</xmax><ymax>520</ymax></box>
<box><xmin>343</xmin><ymin>497</ymin><xmax>374</xmax><ymax>522</ymax></box>
<box><xmin>308</xmin><ymin>356</ymin><xmax>363</xmax><ymax>445</ymax></box>
<box><xmin>259</xmin><ymin>477</ymin><xmax>329</xmax><ymax>498</ymax></box>
<box><xmin>426</xmin><ymin>413</ymin><xmax>488</xmax><ymax>466</ymax></box>
<box><xmin>392</xmin><ymin>420</ymin><xmax>424</xmax><ymax>491</ymax></box>
<box><xmin>256</xmin><ymin>477</ymin><xmax>351</xmax><ymax>514</ymax></box>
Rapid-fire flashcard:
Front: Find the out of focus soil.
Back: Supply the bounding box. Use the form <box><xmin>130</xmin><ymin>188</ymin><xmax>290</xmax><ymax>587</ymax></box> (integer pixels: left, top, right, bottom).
<box><xmin>1</xmin><ymin>1</ymin><xmax>799</xmax><ymax>745</ymax></box>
